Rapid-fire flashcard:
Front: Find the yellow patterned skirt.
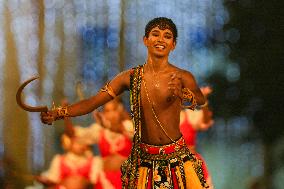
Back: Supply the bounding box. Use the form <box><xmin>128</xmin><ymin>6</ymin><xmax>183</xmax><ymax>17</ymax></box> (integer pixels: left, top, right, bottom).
<box><xmin>122</xmin><ymin>137</ymin><xmax>208</xmax><ymax>189</ymax></box>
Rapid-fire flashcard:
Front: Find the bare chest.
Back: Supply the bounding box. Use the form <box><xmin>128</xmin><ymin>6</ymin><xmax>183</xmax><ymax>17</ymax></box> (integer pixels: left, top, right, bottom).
<box><xmin>141</xmin><ymin>73</ymin><xmax>176</xmax><ymax>108</ymax></box>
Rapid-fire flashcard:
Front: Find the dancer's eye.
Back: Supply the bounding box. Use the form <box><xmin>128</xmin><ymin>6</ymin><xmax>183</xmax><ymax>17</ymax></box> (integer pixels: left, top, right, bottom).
<box><xmin>165</xmin><ymin>35</ymin><xmax>172</xmax><ymax>39</ymax></box>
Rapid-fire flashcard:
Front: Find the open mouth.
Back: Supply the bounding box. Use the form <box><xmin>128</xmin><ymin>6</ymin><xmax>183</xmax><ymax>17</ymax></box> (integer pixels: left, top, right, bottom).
<box><xmin>154</xmin><ymin>44</ymin><xmax>166</xmax><ymax>50</ymax></box>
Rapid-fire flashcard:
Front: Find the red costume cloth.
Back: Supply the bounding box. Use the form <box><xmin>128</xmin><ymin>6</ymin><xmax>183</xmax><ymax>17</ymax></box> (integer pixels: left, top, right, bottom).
<box><xmin>97</xmin><ymin>129</ymin><xmax>132</xmax><ymax>189</ymax></box>
<box><xmin>59</xmin><ymin>156</ymin><xmax>93</xmax><ymax>181</ymax></box>
<box><xmin>98</xmin><ymin>129</ymin><xmax>132</xmax><ymax>158</ymax></box>
<box><xmin>41</xmin><ymin>153</ymin><xmax>102</xmax><ymax>189</ymax></box>
<box><xmin>180</xmin><ymin>114</ymin><xmax>197</xmax><ymax>147</ymax></box>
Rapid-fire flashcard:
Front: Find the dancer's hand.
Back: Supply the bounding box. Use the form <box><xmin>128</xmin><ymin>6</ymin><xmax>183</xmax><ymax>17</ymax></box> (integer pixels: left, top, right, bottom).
<box><xmin>200</xmin><ymin>86</ymin><xmax>213</xmax><ymax>97</ymax></box>
<box><xmin>168</xmin><ymin>72</ymin><xmax>183</xmax><ymax>99</ymax></box>
<box><xmin>40</xmin><ymin>109</ymin><xmax>57</xmax><ymax>125</ymax></box>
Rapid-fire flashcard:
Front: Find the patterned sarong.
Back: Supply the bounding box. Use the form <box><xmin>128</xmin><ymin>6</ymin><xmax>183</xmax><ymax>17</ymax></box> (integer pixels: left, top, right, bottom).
<box><xmin>137</xmin><ymin>137</ymin><xmax>206</xmax><ymax>189</ymax></box>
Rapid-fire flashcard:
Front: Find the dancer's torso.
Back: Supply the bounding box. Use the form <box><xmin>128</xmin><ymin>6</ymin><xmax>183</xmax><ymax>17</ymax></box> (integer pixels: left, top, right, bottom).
<box><xmin>131</xmin><ymin>65</ymin><xmax>183</xmax><ymax>145</ymax></box>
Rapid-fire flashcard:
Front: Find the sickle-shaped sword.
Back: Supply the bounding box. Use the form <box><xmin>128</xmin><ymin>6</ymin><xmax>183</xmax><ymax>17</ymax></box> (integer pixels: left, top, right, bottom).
<box><xmin>16</xmin><ymin>77</ymin><xmax>48</xmax><ymax>112</ymax></box>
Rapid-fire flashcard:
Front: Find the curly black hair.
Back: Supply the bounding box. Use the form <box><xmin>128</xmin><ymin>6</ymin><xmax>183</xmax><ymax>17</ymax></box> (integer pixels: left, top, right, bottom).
<box><xmin>144</xmin><ymin>17</ymin><xmax>178</xmax><ymax>42</ymax></box>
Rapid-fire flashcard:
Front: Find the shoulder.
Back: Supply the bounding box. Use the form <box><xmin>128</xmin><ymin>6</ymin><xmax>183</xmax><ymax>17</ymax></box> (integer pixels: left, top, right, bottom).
<box><xmin>49</xmin><ymin>154</ymin><xmax>62</xmax><ymax>164</ymax></box>
<box><xmin>115</xmin><ymin>69</ymin><xmax>131</xmax><ymax>79</ymax></box>
<box><xmin>169</xmin><ymin>64</ymin><xmax>195</xmax><ymax>82</ymax></box>
<box><xmin>168</xmin><ymin>63</ymin><xmax>193</xmax><ymax>76</ymax></box>
<box><xmin>177</xmin><ymin>68</ymin><xmax>197</xmax><ymax>87</ymax></box>
<box><xmin>118</xmin><ymin>65</ymin><xmax>143</xmax><ymax>76</ymax></box>
<box><xmin>179</xmin><ymin>68</ymin><xmax>195</xmax><ymax>80</ymax></box>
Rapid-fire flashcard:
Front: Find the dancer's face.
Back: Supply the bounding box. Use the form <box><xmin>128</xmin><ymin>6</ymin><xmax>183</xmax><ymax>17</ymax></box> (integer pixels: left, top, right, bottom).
<box><xmin>103</xmin><ymin>101</ymin><xmax>122</xmax><ymax>128</ymax></box>
<box><xmin>70</xmin><ymin>138</ymin><xmax>88</xmax><ymax>155</ymax></box>
<box><xmin>143</xmin><ymin>26</ymin><xmax>176</xmax><ymax>57</ymax></box>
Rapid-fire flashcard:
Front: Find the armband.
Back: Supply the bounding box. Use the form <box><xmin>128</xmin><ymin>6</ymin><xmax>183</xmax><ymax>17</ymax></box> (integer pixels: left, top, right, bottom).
<box><xmin>100</xmin><ymin>82</ymin><xmax>117</xmax><ymax>98</ymax></box>
<box><xmin>181</xmin><ymin>88</ymin><xmax>197</xmax><ymax>110</ymax></box>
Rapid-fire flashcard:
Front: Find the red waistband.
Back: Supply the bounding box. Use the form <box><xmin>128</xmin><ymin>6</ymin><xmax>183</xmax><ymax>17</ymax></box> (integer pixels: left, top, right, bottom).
<box><xmin>140</xmin><ymin>137</ymin><xmax>186</xmax><ymax>155</ymax></box>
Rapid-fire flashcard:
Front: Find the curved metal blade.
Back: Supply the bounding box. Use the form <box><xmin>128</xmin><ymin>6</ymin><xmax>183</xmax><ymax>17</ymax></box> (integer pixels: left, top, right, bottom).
<box><xmin>16</xmin><ymin>76</ymin><xmax>48</xmax><ymax>112</ymax></box>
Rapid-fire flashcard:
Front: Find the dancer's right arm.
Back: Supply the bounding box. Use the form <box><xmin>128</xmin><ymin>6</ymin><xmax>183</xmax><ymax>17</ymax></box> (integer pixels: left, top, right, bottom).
<box><xmin>41</xmin><ymin>70</ymin><xmax>131</xmax><ymax>125</ymax></box>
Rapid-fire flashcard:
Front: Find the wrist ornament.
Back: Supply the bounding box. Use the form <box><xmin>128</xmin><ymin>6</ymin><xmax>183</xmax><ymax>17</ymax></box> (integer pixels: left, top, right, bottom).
<box><xmin>181</xmin><ymin>88</ymin><xmax>197</xmax><ymax>110</ymax></box>
<box><xmin>53</xmin><ymin>105</ymin><xmax>70</xmax><ymax>121</ymax></box>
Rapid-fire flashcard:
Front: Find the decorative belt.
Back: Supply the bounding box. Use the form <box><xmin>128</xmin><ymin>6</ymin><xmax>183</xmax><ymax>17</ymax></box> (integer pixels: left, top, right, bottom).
<box><xmin>140</xmin><ymin>137</ymin><xmax>186</xmax><ymax>155</ymax></box>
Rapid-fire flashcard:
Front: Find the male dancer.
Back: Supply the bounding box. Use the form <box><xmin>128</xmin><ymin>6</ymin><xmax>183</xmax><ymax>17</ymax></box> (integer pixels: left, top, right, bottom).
<box><xmin>40</xmin><ymin>17</ymin><xmax>208</xmax><ymax>189</ymax></box>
